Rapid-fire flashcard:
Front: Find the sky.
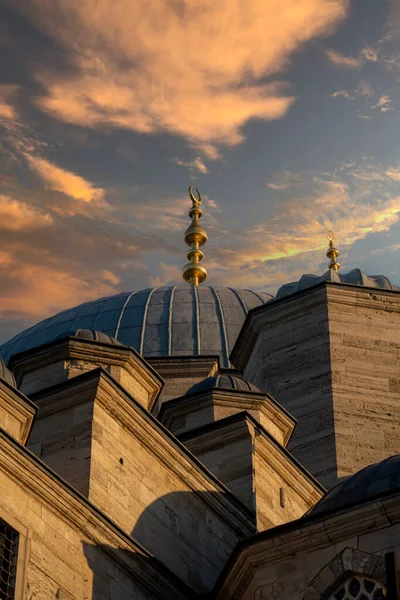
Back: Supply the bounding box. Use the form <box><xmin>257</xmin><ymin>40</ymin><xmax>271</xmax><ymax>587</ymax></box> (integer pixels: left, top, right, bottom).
<box><xmin>1</xmin><ymin>0</ymin><xmax>400</xmax><ymax>343</ymax></box>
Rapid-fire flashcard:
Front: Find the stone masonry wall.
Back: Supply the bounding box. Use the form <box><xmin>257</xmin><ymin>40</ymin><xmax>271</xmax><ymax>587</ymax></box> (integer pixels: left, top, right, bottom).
<box><xmin>89</xmin><ymin>399</ymin><xmax>246</xmax><ymax>592</ymax></box>
<box><xmin>240</xmin><ymin>286</ymin><xmax>336</xmax><ymax>487</ymax></box>
<box><xmin>327</xmin><ymin>286</ymin><xmax>400</xmax><ymax>479</ymax></box>
<box><xmin>237</xmin><ymin>522</ymin><xmax>400</xmax><ymax>600</ymax></box>
<box><xmin>0</xmin><ymin>452</ymin><xmax>162</xmax><ymax>600</ymax></box>
<box><xmin>27</xmin><ymin>370</ymin><xmax>254</xmax><ymax>594</ymax></box>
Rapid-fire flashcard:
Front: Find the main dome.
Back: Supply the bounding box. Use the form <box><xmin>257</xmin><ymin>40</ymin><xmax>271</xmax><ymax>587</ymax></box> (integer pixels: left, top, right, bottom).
<box><xmin>0</xmin><ymin>286</ymin><xmax>273</xmax><ymax>367</ymax></box>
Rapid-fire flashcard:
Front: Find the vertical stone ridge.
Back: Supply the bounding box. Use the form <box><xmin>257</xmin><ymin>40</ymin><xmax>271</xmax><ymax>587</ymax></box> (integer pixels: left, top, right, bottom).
<box><xmin>114</xmin><ymin>290</ymin><xmax>138</xmax><ymax>339</ymax></box>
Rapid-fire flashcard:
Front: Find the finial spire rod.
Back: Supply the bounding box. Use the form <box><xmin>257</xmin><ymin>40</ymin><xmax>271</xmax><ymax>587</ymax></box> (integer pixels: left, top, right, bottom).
<box><xmin>326</xmin><ymin>230</ymin><xmax>340</xmax><ymax>272</ymax></box>
<box><xmin>182</xmin><ymin>186</ymin><xmax>208</xmax><ymax>287</ymax></box>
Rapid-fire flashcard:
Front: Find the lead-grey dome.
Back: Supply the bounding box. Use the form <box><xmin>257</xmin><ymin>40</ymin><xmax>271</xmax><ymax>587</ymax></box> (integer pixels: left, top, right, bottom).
<box><xmin>186</xmin><ymin>373</ymin><xmax>261</xmax><ymax>396</ymax></box>
<box><xmin>0</xmin><ymin>286</ymin><xmax>273</xmax><ymax>367</ymax></box>
<box><xmin>310</xmin><ymin>455</ymin><xmax>400</xmax><ymax>517</ymax></box>
<box><xmin>277</xmin><ymin>268</ymin><xmax>394</xmax><ymax>300</ymax></box>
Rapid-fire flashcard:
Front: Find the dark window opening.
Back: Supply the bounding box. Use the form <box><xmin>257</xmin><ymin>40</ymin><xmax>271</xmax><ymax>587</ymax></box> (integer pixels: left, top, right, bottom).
<box><xmin>0</xmin><ymin>520</ymin><xmax>18</xmax><ymax>600</ymax></box>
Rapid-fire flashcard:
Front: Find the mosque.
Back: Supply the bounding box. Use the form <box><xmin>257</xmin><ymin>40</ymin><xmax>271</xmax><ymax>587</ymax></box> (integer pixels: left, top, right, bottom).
<box><xmin>0</xmin><ymin>186</ymin><xmax>400</xmax><ymax>599</ymax></box>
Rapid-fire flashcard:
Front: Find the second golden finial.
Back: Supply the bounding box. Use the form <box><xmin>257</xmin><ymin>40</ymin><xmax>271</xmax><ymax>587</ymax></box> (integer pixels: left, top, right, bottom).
<box><xmin>326</xmin><ymin>230</ymin><xmax>340</xmax><ymax>272</ymax></box>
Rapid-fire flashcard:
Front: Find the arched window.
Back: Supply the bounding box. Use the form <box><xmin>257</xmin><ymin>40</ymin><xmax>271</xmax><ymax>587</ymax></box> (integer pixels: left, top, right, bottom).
<box><xmin>304</xmin><ymin>548</ymin><xmax>387</xmax><ymax>600</ymax></box>
<box><xmin>328</xmin><ymin>574</ymin><xmax>386</xmax><ymax>600</ymax></box>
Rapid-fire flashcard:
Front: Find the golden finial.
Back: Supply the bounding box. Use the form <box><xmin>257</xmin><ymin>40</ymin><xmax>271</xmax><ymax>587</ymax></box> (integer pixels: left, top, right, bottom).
<box><xmin>326</xmin><ymin>230</ymin><xmax>340</xmax><ymax>271</ymax></box>
<box><xmin>182</xmin><ymin>186</ymin><xmax>208</xmax><ymax>287</ymax></box>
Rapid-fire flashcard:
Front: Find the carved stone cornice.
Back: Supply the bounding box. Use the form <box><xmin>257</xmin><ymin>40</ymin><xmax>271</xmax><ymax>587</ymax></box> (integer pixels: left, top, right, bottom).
<box><xmin>0</xmin><ymin>379</ymin><xmax>37</xmax><ymax>444</ymax></box>
<box><xmin>230</xmin><ymin>284</ymin><xmax>329</xmax><ymax>372</ymax></box>
<box><xmin>148</xmin><ymin>355</ymin><xmax>219</xmax><ymax>378</ymax></box>
<box><xmin>9</xmin><ymin>336</ymin><xmax>163</xmax><ymax>410</ymax></box>
<box><xmin>230</xmin><ymin>282</ymin><xmax>400</xmax><ymax>373</ymax></box>
<box><xmin>215</xmin><ymin>489</ymin><xmax>400</xmax><ymax>599</ymax></box>
<box><xmin>159</xmin><ymin>388</ymin><xmax>296</xmax><ymax>446</ymax></box>
<box><xmin>326</xmin><ymin>282</ymin><xmax>400</xmax><ymax>311</ymax></box>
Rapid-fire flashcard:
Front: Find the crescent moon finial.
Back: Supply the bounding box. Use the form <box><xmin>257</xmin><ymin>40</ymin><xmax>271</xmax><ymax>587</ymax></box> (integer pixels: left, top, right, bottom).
<box><xmin>189</xmin><ymin>185</ymin><xmax>202</xmax><ymax>205</ymax></box>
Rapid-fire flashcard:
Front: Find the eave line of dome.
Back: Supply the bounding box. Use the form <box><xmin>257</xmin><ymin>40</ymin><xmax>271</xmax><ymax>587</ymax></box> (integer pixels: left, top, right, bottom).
<box><xmin>168</xmin><ymin>285</ymin><xmax>177</xmax><ymax>356</ymax></box>
<box><xmin>211</xmin><ymin>287</ymin><xmax>230</xmax><ymax>367</ymax></box>
<box><xmin>114</xmin><ymin>290</ymin><xmax>138</xmax><ymax>339</ymax></box>
<box><xmin>228</xmin><ymin>287</ymin><xmax>248</xmax><ymax>316</ymax></box>
<box><xmin>140</xmin><ymin>288</ymin><xmax>157</xmax><ymax>354</ymax></box>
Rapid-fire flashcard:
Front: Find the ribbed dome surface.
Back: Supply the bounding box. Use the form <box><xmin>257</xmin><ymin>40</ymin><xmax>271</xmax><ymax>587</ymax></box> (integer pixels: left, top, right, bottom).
<box><xmin>310</xmin><ymin>455</ymin><xmax>400</xmax><ymax>517</ymax></box>
<box><xmin>277</xmin><ymin>268</ymin><xmax>394</xmax><ymax>300</ymax></box>
<box><xmin>0</xmin><ymin>286</ymin><xmax>273</xmax><ymax>367</ymax></box>
<box><xmin>186</xmin><ymin>374</ymin><xmax>261</xmax><ymax>396</ymax></box>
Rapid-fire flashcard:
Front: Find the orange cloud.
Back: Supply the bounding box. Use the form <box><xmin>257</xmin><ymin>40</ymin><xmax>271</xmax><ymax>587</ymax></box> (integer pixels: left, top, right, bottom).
<box><xmin>0</xmin><ymin>264</ymin><xmax>118</xmax><ymax>319</ymax></box>
<box><xmin>325</xmin><ymin>48</ymin><xmax>363</xmax><ymax>68</ymax></box>
<box><xmin>173</xmin><ymin>156</ymin><xmax>208</xmax><ymax>174</ymax></box>
<box><xmin>204</xmin><ymin>169</ymin><xmax>400</xmax><ymax>289</ymax></box>
<box><xmin>0</xmin><ymin>103</ymin><xmax>16</xmax><ymax>120</ymax></box>
<box><xmin>0</xmin><ymin>84</ymin><xmax>19</xmax><ymax>120</ymax></box>
<box><xmin>14</xmin><ymin>0</ymin><xmax>348</xmax><ymax>152</ymax></box>
<box><xmin>0</xmin><ymin>195</ymin><xmax>53</xmax><ymax>231</ymax></box>
<box><xmin>24</xmin><ymin>154</ymin><xmax>105</xmax><ymax>203</ymax></box>
<box><xmin>371</xmin><ymin>95</ymin><xmax>393</xmax><ymax>112</ymax></box>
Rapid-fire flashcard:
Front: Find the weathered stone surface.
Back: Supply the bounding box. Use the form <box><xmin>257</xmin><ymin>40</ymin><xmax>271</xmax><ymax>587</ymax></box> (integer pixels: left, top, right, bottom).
<box><xmin>232</xmin><ymin>283</ymin><xmax>400</xmax><ymax>487</ymax></box>
<box><xmin>232</xmin><ymin>285</ymin><xmax>335</xmax><ymax>486</ymax></box>
<box><xmin>28</xmin><ymin>368</ymin><xmax>254</xmax><ymax>593</ymax></box>
<box><xmin>180</xmin><ymin>413</ymin><xmax>323</xmax><ymax>530</ymax></box>
<box><xmin>217</xmin><ymin>493</ymin><xmax>400</xmax><ymax>600</ymax></box>
<box><xmin>0</xmin><ymin>431</ymin><xmax>193</xmax><ymax>600</ymax></box>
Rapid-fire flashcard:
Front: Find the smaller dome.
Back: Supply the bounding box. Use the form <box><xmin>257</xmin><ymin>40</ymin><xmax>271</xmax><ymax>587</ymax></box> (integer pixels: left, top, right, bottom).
<box><xmin>0</xmin><ymin>357</ymin><xmax>17</xmax><ymax>388</ymax></box>
<box><xmin>56</xmin><ymin>329</ymin><xmax>123</xmax><ymax>346</ymax></box>
<box><xmin>186</xmin><ymin>373</ymin><xmax>261</xmax><ymax>396</ymax></box>
<box><xmin>277</xmin><ymin>268</ymin><xmax>393</xmax><ymax>300</ymax></box>
<box><xmin>310</xmin><ymin>455</ymin><xmax>400</xmax><ymax>517</ymax></box>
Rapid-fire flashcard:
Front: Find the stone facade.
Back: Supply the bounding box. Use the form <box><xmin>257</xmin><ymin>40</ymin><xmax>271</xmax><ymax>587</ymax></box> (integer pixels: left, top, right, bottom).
<box><xmin>216</xmin><ymin>494</ymin><xmax>400</xmax><ymax>599</ymax></box>
<box><xmin>180</xmin><ymin>413</ymin><xmax>323</xmax><ymax>529</ymax></box>
<box><xmin>232</xmin><ymin>282</ymin><xmax>400</xmax><ymax>487</ymax></box>
<box><xmin>1</xmin><ymin>281</ymin><xmax>400</xmax><ymax>599</ymax></box>
<box><xmin>27</xmin><ymin>367</ymin><xmax>254</xmax><ymax>593</ymax></box>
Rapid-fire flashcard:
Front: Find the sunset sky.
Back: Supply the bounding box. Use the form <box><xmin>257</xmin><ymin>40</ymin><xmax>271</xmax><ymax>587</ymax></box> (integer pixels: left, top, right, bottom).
<box><xmin>1</xmin><ymin>0</ymin><xmax>400</xmax><ymax>343</ymax></box>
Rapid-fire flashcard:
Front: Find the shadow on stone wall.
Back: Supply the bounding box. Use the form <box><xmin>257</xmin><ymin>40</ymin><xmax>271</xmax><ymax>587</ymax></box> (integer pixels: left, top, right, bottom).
<box><xmin>82</xmin><ymin>490</ymin><xmax>238</xmax><ymax>599</ymax></box>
